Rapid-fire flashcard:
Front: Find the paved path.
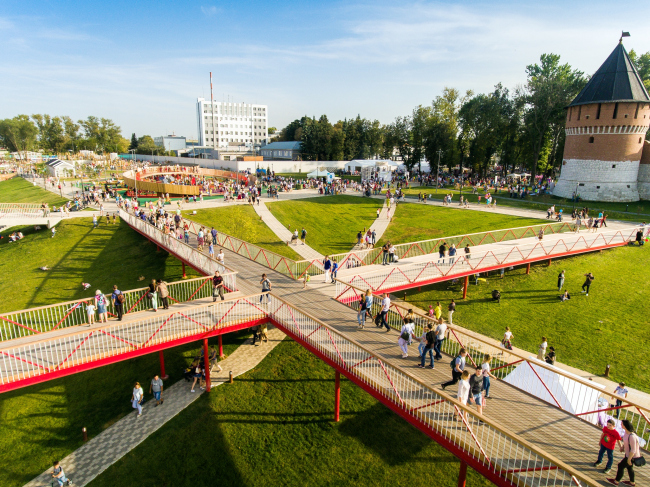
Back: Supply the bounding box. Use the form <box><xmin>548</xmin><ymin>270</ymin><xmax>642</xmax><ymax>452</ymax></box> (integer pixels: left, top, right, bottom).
<box><xmin>24</xmin><ymin>327</ymin><xmax>285</xmax><ymax>487</ymax></box>
<box><xmin>253</xmin><ymin>199</ymin><xmax>324</xmax><ymax>261</ymax></box>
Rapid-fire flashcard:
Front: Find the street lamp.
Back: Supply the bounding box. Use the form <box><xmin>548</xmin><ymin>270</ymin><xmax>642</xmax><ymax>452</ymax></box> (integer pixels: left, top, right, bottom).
<box><xmin>128</xmin><ymin>149</ymin><xmax>138</xmax><ymax>200</ymax></box>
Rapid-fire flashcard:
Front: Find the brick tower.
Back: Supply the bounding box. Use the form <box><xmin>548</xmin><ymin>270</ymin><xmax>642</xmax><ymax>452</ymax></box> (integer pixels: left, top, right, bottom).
<box><xmin>553</xmin><ymin>42</ymin><xmax>650</xmax><ymax>202</ymax></box>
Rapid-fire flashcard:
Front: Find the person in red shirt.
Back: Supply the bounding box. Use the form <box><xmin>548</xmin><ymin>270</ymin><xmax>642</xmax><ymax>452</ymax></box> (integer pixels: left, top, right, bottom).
<box><xmin>594</xmin><ymin>419</ymin><xmax>623</xmax><ymax>474</ymax></box>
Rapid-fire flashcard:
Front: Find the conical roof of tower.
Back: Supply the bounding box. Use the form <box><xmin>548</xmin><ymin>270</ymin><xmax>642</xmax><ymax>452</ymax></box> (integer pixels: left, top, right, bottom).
<box><xmin>569</xmin><ymin>42</ymin><xmax>650</xmax><ymax>107</ymax></box>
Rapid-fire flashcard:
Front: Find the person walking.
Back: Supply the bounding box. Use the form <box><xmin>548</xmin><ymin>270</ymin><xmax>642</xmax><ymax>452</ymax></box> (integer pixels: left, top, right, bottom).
<box><xmin>85</xmin><ymin>300</ymin><xmax>96</xmax><ymax>326</ymax></box>
<box><xmin>112</xmin><ymin>285</ymin><xmax>124</xmax><ymax>321</ymax></box>
<box><xmin>212</xmin><ymin>271</ymin><xmax>225</xmax><ymax>301</ymax></box>
<box><xmin>464</xmin><ymin>244</ymin><xmax>471</xmax><ymax>263</ymax></box>
<box><xmin>607</xmin><ymin>419</ymin><xmax>643</xmax><ymax>486</ymax></box>
<box><xmin>150</xmin><ymin>374</ymin><xmax>164</xmax><ymax>406</ymax></box>
<box><xmin>593</xmin><ymin>419</ymin><xmax>623</xmax><ymax>474</ymax></box>
<box><xmin>537</xmin><ymin>336</ymin><xmax>548</xmax><ymax>361</ymax></box>
<box><xmin>441</xmin><ymin>348</ymin><xmax>467</xmax><ymax>390</ymax></box>
<box><xmin>448</xmin><ymin>244</ymin><xmax>457</xmax><ymax>264</ymax></box>
<box><xmin>95</xmin><ymin>290</ymin><xmax>108</xmax><ymax>323</ymax></box>
<box><xmin>301</xmin><ymin>227</ymin><xmax>307</xmax><ymax>245</ymax></box>
<box><xmin>501</xmin><ymin>327</ymin><xmax>514</xmax><ymax>350</ymax></box>
<box><xmin>468</xmin><ymin>368</ymin><xmax>485</xmax><ymax>417</ymax></box>
<box><xmin>323</xmin><ymin>256</ymin><xmax>332</xmax><ymax>283</ymax></box>
<box><xmin>614</xmin><ymin>382</ymin><xmax>629</xmax><ymax>419</ymax></box>
<box><xmin>132</xmin><ymin>382</ymin><xmax>144</xmax><ymax>417</ymax></box>
<box><xmin>434</xmin><ymin>320</ymin><xmax>447</xmax><ymax>360</ymax></box>
<box><xmin>481</xmin><ymin>354</ymin><xmax>497</xmax><ymax>399</ymax></box>
<box><xmin>208</xmin><ymin>241</ymin><xmax>215</xmax><ymax>259</ymax></box>
<box><xmin>448</xmin><ymin>299</ymin><xmax>456</xmax><ymax>325</ymax></box>
<box><xmin>581</xmin><ymin>272</ymin><xmax>594</xmax><ymax>296</ymax></box>
<box><xmin>148</xmin><ymin>279</ymin><xmax>158</xmax><ymax>312</ymax></box>
<box><xmin>456</xmin><ymin>370</ymin><xmax>471</xmax><ymax>421</ymax></box>
<box><xmin>260</xmin><ymin>273</ymin><xmax>272</xmax><ymax>304</ymax></box>
<box><xmin>376</xmin><ymin>293</ymin><xmax>391</xmax><ymax>332</ymax></box>
<box><xmin>397</xmin><ymin>313</ymin><xmax>416</xmax><ymax>358</ymax></box>
<box><xmin>156</xmin><ymin>279</ymin><xmax>169</xmax><ymax>309</ymax></box>
<box><xmin>418</xmin><ymin>324</ymin><xmax>436</xmax><ymax>369</ymax></box>
<box><xmin>331</xmin><ymin>259</ymin><xmax>338</xmax><ymax>283</ymax></box>
<box><xmin>92</xmin><ymin>214</ymin><xmax>98</xmax><ymax>229</ymax></box>
<box><xmin>557</xmin><ymin>270</ymin><xmax>565</xmax><ymax>291</ymax></box>
<box><xmin>438</xmin><ymin>242</ymin><xmax>447</xmax><ymax>264</ymax></box>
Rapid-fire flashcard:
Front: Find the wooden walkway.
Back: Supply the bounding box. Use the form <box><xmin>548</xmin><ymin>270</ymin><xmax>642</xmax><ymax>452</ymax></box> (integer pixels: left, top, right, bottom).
<box><xmin>188</xmin><ymin>225</ymin><xmax>646</xmax><ymax>487</ymax></box>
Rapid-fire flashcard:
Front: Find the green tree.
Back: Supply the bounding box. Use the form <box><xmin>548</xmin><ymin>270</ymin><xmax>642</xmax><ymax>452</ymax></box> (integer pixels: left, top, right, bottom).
<box><xmin>32</xmin><ymin>114</ymin><xmax>66</xmax><ymax>153</ymax></box>
<box><xmin>0</xmin><ymin>115</ymin><xmax>38</xmax><ymax>158</ymax></box>
<box><xmin>129</xmin><ymin>133</ymin><xmax>138</xmax><ymax>150</ymax></box>
<box><xmin>523</xmin><ymin>53</ymin><xmax>585</xmax><ymax>177</ymax></box>
<box><xmin>135</xmin><ymin>135</ymin><xmax>165</xmax><ymax>155</ymax></box>
<box><xmin>629</xmin><ymin>49</ymin><xmax>650</xmax><ymax>91</ymax></box>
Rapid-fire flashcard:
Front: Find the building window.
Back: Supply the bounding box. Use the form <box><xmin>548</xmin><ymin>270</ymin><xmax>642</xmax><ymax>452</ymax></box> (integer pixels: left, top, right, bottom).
<box><xmin>596</xmin><ymin>103</ymin><xmax>601</xmax><ymax>120</ymax></box>
<box><xmin>589</xmin><ymin>137</ymin><xmax>594</xmax><ymax>143</ymax></box>
<box><xmin>577</xmin><ymin>106</ymin><xmax>582</xmax><ymax>120</ymax></box>
<box><xmin>597</xmin><ymin>186</ymin><xmax>600</xmax><ymax>189</ymax></box>
<box><xmin>579</xmin><ymin>183</ymin><xmax>585</xmax><ymax>186</ymax></box>
<box><xmin>627</xmin><ymin>185</ymin><xmax>631</xmax><ymax>188</ymax></box>
<box><xmin>613</xmin><ymin>103</ymin><xmax>619</xmax><ymax>119</ymax></box>
<box><xmin>640</xmin><ymin>137</ymin><xmax>643</xmax><ymax>144</ymax></box>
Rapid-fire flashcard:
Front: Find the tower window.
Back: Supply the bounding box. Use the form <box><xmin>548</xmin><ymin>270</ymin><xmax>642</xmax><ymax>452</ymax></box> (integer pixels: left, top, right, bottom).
<box><xmin>596</xmin><ymin>103</ymin><xmax>601</xmax><ymax>120</ymax></box>
<box><xmin>589</xmin><ymin>136</ymin><xmax>594</xmax><ymax>143</ymax></box>
<box><xmin>612</xmin><ymin>164</ymin><xmax>617</xmax><ymax>168</ymax></box>
<box><xmin>613</xmin><ymin>103</ymin><xmax>619</xmax><ymax>119</ymax></box>
<box><xmin>597</xmin><ymin>186</ymin><xmax>601</xmax><ymax>189</ymax></box>
<box><xmin>640</xmin><ymin>137</ymin><xmax>643</xmax><ymax>143</ymax></box>
<box><xmin>628</xmin><ymin>185</ymin><xmax>631</xmax><ymax>188</ymax></box>
<box><xmin>635</xmin><ymin>103</ymin><xmax>640</xmax><ymax>119</ymax></box>
<box><xmin>577</xmin><ymin>106</ymin><xmax>582</xmax><ymax>120</ymax></box>
<box><xmin>579</xmin><ymin>183</ymin><xmax>585</xmax><ymax>187</ymax></box>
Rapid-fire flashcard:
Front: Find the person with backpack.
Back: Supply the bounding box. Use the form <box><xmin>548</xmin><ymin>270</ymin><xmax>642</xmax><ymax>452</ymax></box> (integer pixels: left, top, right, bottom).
<box><xmin>112</xmin><ymin>284</ymin><xmax>124</xmax><ymax>321</ymax></box>
<box><xmin>418</xmin><ymin>324</ymin><xmax>436</xmax><ymax>369</ymax></box>
<box><xmin>468</xmin><ymin>368</ymin><xmax>485</xmax><ymax>417</ymax></box>
<box><xmin>441</xmin><ymin>348</ymin><xmax>467</xmax><ymax>390</ymax></box>
<box><xmin>397</xmin><ymin>310</ymin><xmax>416</xmax><ymax>358</ymax></box>
<box><xmin>51</xmin><ymin>460</ymin><xmax>71</xmax><ymax>486</ymax></box>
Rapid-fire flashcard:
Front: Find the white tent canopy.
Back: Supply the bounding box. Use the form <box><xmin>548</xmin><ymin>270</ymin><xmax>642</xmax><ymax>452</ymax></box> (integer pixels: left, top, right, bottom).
<box><xmin>503</xmin><ymin>357</ymin><xmax>605</xmax><ymax>423</ymax></box>
<box><xmin>307</xmin><ymin>167</ymin><xmax>334</xmax><ymax>181</ymax></box>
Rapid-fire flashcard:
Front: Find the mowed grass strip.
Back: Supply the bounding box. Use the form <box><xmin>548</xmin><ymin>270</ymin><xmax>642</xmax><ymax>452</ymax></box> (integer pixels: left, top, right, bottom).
<box><xmin>183</xmin><ymin>205</ymin><xmax>301</xmax><ymax>261</ymax></box>
<box><xmin>267</xmin><ymin>195</ymin><xmax>383</xmax><ymax>256</ymax></box>
<box><xmin>0</xmin><ymin>217</ymin><xmax>199</xmax><ymax>313</ymax></box>
<box><xmin>0</xmin><ymin>176</ymin><xmax>69</xmax><ymax>206</ymax></box>
<box><xmin>378</xmin><ymin>202</ymin><xmax>544</xmax><ymax>246</ymax></box>
<box><xmin>89</xmin><ymin>339</ymin><xmax>494</xmax><ymax>487</ymax></box>
<box><xmin>403</xmin><ymin>244</ymin><xmax>650</xmax><ymax>393</ymax></box>
<box><xmin>0</xmin><ymin>332</ymin><xmax>249</xmax><ymax>487</ymax></box>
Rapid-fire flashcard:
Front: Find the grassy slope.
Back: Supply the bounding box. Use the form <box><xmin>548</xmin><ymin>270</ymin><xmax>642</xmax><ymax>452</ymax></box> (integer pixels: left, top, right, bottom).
<box><xmin>0</xmin><ymin>218</ymin><xmax>199</xmax><ymax>313</ymax></box>
<box><xmin>0</xmin><ymin>332</ymin><xmax>249</xmax><ymax>487</ymax></box>
<box><xmin>378</xmin><ymin>203</ymin><xmax>544</xmax><ymax>246</ymax></box>
<box><xmin>267</xmin><ymin>195</ymin><xmax>383</xmax><ymax>255</ymax></box>
<box><xmin>399</xmin><ymin>186</ymin><xmax>650</xmax><ymax>222</ymax></box>
<box><xmin>0</xmin><ymin>176</ymin><xmax>69</xmax><ymax>206</ymax></box>
<box><xmin>183</xmin><ymin>205</ymin><xmax>301</xmax><ymax>261</ymax></box>
<box><xmin>0</xmin><ymin>216</ymin><xmax>252</xmax><ymax>486</ymax></box>
<box><xmin>403</xmin><ymin>245</ymin><xmax>650</xmax><ymax>392</ymax></box>
<box><xmin>89</xmin><ymin>340</ymin><xmax>493</xmax><ymax>487</ymax></box>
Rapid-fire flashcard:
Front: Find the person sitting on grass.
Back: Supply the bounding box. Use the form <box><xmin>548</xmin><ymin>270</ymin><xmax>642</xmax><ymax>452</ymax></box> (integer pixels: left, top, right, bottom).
<box><xmin>559</xmin><ymin>290</ymin><xmax>571</xmax><ymax>302</ymax></box>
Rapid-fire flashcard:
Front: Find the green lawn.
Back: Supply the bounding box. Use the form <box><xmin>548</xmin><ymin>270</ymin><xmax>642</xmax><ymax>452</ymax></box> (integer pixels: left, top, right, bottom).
<box><xmin>378</xmin><ymin>203</ymin><xmax>544</xmax><ymax>247</ymax></box>
<box><xmin>0</xmin><ymin>332</ymin><xmax>249</xmax><ymax>487</ymax></box>
<box><xmin>0</xmin><ymin>176</ymin><xmax>69</xmax><ymax>206</ymax></box>
<box><xmin>0</xmin><ymin>218</ymin><xmax>200</xmax><ymax>313</ymax></box>
<box><xmin>183</xmin><ymin>205</ymin><xmax>301</xmax><ymax>260</ymax></box>
<box><xmin>267</xmin><ymin>195</ymin><xmax>384</xmax><ymax>256</ymax></box>
<box><xmin>89</xmin><ymin>339</ymin><xmax>493</xmax><ymax>487</ymax></box>
<box><xmin>398</xmin><ymin>186</ymin><xmax>650</xmax><ymax>222</ymax></box>
<box><xmin>403</xmin><ymin>244</ymin><xmax>650</xmax><ymax>393</ymax></box>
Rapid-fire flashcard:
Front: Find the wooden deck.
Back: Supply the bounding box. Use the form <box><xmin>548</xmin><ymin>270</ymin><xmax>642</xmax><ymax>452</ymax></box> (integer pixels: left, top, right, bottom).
<box><xmin>208</xmin><ymin>231</ymin><xmax>647</xmax><ymax>487</ymax></box>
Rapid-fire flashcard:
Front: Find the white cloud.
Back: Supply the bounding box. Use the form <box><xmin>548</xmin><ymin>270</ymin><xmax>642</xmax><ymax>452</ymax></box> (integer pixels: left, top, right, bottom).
<box><xmin>200</xmin><ymin>6</ymin><xmax>219</xmax><ymax>17</ymax></box>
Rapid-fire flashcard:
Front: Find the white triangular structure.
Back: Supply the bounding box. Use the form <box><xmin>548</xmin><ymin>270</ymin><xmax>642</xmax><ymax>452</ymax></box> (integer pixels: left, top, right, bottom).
<box><xmin>503</xmin><ymin>357</ymin><xmax>605</xmax><ymax>423</ymax></box>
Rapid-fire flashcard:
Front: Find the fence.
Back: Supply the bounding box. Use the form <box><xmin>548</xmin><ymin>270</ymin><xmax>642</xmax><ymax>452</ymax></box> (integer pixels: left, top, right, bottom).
<box><xmin>0</xmin><ymin>203</ymin><xmax>56</xmax><ymax>219</ymax></box>
<box><xmin>122</xmin><ymin>168</ymin><xmax>252</xmax><ymax>196</ymax></box>
<box><xmin>333</xmin><ymin>280</ymin><xmax>650</xmax><ymax>450</ymax></box>
<box><xmin>0</xmin><ymin>293</ymin><xmax>266</xmax><ymax>392</ymax></box>
<box><xmin>268</xmin><ymin>294</ymin><xmax>594</xmax><ymax>486</ymax></box>
<box><xmin>0</xmin><ymin>274</ymin><xmax>237</xmax><ymax>342</ymax></box>
<box><xmin>335</xmin><ymin>226</ymin><xmax>646</xmax><ymax>295</ymax></box>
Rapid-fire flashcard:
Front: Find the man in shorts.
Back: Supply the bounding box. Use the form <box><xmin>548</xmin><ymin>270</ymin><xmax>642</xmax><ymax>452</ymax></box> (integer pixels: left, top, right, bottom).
<box><xmin>150</xmin><ymin>374</ymin><xmax>164</xmax><ymax>406</ymax></box>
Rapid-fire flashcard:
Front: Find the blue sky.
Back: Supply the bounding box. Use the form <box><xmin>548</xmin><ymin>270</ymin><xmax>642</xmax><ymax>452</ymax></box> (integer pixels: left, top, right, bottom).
<box><xmin>1</xmin><ymin>0</ymin><xmax>649</xmax><ymax>140</ymax></box>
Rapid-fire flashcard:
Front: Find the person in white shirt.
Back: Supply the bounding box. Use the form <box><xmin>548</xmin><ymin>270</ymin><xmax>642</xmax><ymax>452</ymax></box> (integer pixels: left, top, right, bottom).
<box><xmin>377</xmin><ymin>293</ymin><xmax>391</xmax><ymax>331</ymax></box>
<box><xmin>456</xmin><ymin>370</ymin><xmax>471</xmax><ymax>421</ymax></box>
<box><xmin>216</xmin><ymin>249</ymin><xmax>225</xmax><ymax>265</ymax></box>
<box><xmin>397</xmin><ymin>312</ymin><xmax>416</xmax><ymax>358</ymax></box>
<box><xmin>434</xmin><ymin>322</ymin><xmax>447</xmax><ymax>360</ymax></box>
<box><xmin>132</xmin><ymin>382</ymin><xmax>144</xmax><ymax>417</ymax></box>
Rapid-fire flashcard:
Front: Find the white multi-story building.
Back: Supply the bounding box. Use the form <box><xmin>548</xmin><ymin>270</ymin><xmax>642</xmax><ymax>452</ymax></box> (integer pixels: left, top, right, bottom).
<box><xmin>196</xmin><ymin>98</ymin><xmax>268</xmax><ymax>150</ymax></box>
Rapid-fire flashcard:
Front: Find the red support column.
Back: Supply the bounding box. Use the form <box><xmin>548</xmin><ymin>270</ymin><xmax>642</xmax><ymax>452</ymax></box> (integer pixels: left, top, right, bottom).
<box><xmin>203</xmin><ymin>338</ymin><xmax>211</xmax><ymax>392</ymax></box>
<box><xmin>462</xmin><ymin>275</ymin><xmax>469</xmax><ymax>299</ymax></box>
<box><xmin>159</xmin><ymin>350</ymin><xmax>169</xmax><ymax>380</ymax></box>
<box><xmin>526</xmin><ymin>263</ymin><xmax>531</xmax><ymax>274</ymax></box>
<box><xmin>458</xmin><ymin>461</ymin><xmax>468</xmax><ymax>487</ymax></box>
<box><xmin>182</xmin><ymin>261</ymin><xmax>187</xmax><ymax>279</ymax></box>
<box><xmin>548</xmin><ymin>258</ymin><xmax>552</xmax><ymax>266</ymax></box>
<box><xmin>334</xmin><ymin>370</ymin><xmax>341</xmax><ymax>422</ymax></box>
<box><xmin>218</xmin><ymin>335</ymin><xmax>224</xmax><ymax>358</ymax></box>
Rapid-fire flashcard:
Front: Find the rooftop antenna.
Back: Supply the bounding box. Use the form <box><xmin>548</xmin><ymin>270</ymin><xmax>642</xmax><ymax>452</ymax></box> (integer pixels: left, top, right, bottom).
<box><xmin>620</xmin><ymin>31</ymin><xmax>630</xmax><ymax>43</ymax></box>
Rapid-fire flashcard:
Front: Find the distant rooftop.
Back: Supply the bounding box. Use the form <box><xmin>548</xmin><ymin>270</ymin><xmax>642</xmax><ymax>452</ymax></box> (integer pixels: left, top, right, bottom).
<box><xmin>569</xmin><ymin>42</ymin><xmax>650</xmax><ymax>107</ymax></box>
<box><xmin>261</xmin><ymin>141</ymin><xmax>302</xmax><ymax>150</ymax></box>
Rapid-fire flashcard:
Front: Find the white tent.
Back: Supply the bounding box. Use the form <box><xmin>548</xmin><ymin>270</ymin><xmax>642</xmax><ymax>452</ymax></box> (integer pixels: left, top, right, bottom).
<box><xmin>503</xmin><ymin>357</ymin><xmax>604</xmax><ymax>423</ymax></box>
<box><xmin>307</xmin><ymin>167</ymin><xmax>334</xmax><ymax>182</ymax></box>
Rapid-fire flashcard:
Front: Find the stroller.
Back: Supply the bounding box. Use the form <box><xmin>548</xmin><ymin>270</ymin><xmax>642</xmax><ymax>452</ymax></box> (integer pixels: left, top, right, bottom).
<box><xmin>491</xmin><ymin>290</ymin><xmax>501</xmax><ymax>303</ymax></box>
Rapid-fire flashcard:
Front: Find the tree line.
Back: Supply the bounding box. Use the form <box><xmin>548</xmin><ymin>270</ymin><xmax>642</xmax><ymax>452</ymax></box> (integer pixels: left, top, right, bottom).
<box><xmin>0</xmin><ymin>115</ymin><xmax>173</xmax><ymax>157</ymax></box>
<box><xmin>277</xmin><ymin>50</ymin><xmax>650</xmax><ymax>177</ymax></box>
